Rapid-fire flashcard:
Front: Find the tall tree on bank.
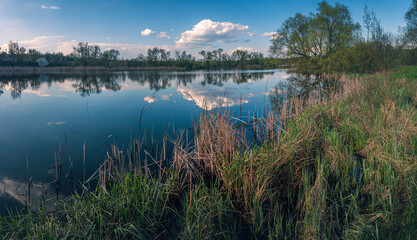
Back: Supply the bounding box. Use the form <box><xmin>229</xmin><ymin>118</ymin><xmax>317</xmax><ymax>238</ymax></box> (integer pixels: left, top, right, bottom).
<box><xmin>403</xmin><ymin>0</ymin><xmax>417</xmax><ymax>64</ymax></box>
<box><xmin>270</xmin><ymin>1</ymin><xmax>359</xmax><ymax>76</ymax></box>
<box><xmin>404</xmin><ymin>0</ymin><xmax>417</xmax><ymax>47</ymax></box>
<box><xmin>147</xmin><ymin>47</ymin><xmax>170</xmax><ymax>67</ymax></box>
<box><xmin>232</xmin><ymin>49</ymin><xmax>249</xmax><ymax>70</ymax></box>
<box><xmin>72</xmin><ymin>42</ymin><xmax>102</xmax><ymax>66</ymax></box>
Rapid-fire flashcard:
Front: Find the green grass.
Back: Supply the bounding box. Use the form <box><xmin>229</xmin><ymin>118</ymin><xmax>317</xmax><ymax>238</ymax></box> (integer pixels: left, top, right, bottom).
<box><xmin>1</xmin><ymin>66</ymin><xmax>416</xmax><ymax>239</ymax></box>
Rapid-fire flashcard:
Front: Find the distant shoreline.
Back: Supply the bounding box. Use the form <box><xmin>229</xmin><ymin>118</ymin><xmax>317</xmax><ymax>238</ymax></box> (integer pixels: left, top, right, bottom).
<box><xmin>0</xmin><ymin>66</ymin><xmax>189</xmax><ymax>76</ymax></box>
<box><xmin>0</xmin><ymin>65</ymin><xmax>280</xmax><ymax>76</ymax></box>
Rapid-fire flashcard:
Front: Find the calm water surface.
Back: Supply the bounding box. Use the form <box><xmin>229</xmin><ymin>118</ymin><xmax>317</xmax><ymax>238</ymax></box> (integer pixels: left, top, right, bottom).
<box><xmin>0</xmin><ymin>69</ymin><xmax>289</xmax><ymax>211</ymax></box>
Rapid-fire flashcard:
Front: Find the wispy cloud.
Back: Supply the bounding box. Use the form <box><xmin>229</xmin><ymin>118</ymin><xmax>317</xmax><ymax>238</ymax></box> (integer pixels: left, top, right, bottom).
<box><xmin>157</xmin><ymin>32</ymin><xmax>170</xmax><ymax>39</ymax></box>
<box><xmin>40</xmin><ymin>5</ymin><xmax>60</xmax><ymax>10</ymax></box>
<box><xmin>260</xmin><ymin>32</ymin><xmax>276</xmax><ymax>37</ymax></box>
<box><xmin>47</xmin><ymin>121</ymin><xmax>66</xmax><ymax>126</ymax></box>
<box><xmin>260</xmin><ymin>32</ymin><xmax>279</xmax><ymax>40</ymax></box>
<box><xmin>224</xmin><ymin>46</ymin><xmax>268</xmax><ymax>55</ymax></box>
<box><xmin>176</xmin><ymin>19</ymin><xmax>250</xmax><ymax>48</ymax></box>
<box><xmin>0</xmin><ymin>36</ymin><xmax>64</xmax><ymax>53</ymax></box>
<box><xmin>141</xmin><ymin>28</ymin><xmax>155</xmax><ymax>36</ymax></box>
<box><xmin>246</xmin><ymin>32</ymin><xmax>277</xmax><ymax>39</ymax></box>
<box><xmin>144</xmin><ymin>93</ymin><xmax>172</xmax><ymax>103</ymax></box>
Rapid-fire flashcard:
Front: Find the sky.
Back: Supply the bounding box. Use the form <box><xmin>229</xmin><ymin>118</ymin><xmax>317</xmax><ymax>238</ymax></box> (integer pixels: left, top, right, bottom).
<box><xmin>0</xmin><ymin>0</ymin><xmax>413</xmax><ymax>58</ymax></box>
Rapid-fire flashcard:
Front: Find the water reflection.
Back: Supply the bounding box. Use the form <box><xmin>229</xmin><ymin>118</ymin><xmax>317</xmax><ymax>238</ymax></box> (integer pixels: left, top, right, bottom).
<box><xmin>0</xmin><ymin>177</ymin><xmax>65</xmax><ymax>215</ymax></box>
<box><xmin>269</xmin><ymin>75</ymin><xmax>341</xmax><ymax>113</ymax></box>
<box><xmin>0</xmin><ymin>70</ymin><xmax>284</xmax><ymax>213</ymax></box>
<box><xmin>0</xmin><ymin>71</ymin><xmax>274</xmax><ymax>100</ymax></box>
<box><xmin>71</xmin><ymin>74</ymin><xmax>122</xmax><ymax>97</ymax></box>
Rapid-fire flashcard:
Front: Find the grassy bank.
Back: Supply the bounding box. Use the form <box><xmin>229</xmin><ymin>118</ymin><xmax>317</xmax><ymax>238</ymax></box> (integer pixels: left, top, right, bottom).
<box><xmin>1</xmin><ymin>66</ymin><xmax>416</xmax><ymax>239</ymax></box>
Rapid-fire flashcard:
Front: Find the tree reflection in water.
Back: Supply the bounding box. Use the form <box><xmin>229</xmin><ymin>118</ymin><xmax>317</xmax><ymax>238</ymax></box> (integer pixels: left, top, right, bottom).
<box><xmin>269</xmin><ymin>74</ymin><xmax>342</xmax><ymax>113</ymax></box>
<box><xmin>0</xmin><ymin>71</ymin><xmax>275</xmax><ymax>99</ymax></box>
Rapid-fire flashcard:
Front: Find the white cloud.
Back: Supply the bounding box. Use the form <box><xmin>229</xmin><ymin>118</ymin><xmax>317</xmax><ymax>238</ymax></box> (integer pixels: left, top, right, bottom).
<box><xmin>260</xmin><ymin>32</ymin><xmax>279</xmax><ymax>40</ymax></box>
<box><xmin>159</xmin><ymin>93</ymin><xmax>172</xmax><ymax>100</ymax></box>
<box><xmin>176</xmin><ymin>19</ymin><xmax>249</xmax><ymax>48</ymax></box>
<box><xmin>144</xmin><ymin>93</ymin><xmax>172</xmax><ymax>103</ymax></box>
<box><xmin>1</xmin><ymin>36</ymin><xmax>174</xmax><ymax>58</ymax></box>
<box><xmin>144</xmin><ymin>96</ymin><xmax>156</xmax><ymax>103</ymax></box>
<box><xmin>92</xmin><ymin>42</ymin><xmax>173</xmax><ymax>58</ymax></box>
<box><xmin>47</xmin><ymin>121</ymin><xmax>66</xmax><ymax>126</ymax></box>
<box><xmin>157</xmin><ymin>32</ymin><xmax>170</xmax><ymax>39</ymax></box>
<box><xmin>178</xmin><ymin>84</ymin><xmax>249</xmax><ymax>111</ymax></box>
<box><xmin>0</xmin><ymin>36</ymin><xmax>64</xmax><ymax>53</ymax></box>
<box><xmin>260</xmin><ymin>32</ymin><xmax>276</xmax><ymax>37</ymax></box>
<box><xmin>225</xmin><ymin>46</ymin><xmax>257</xmax><ymax>55</ymax></box>
<box><xmin>141</xmin><ymin>28</ymin><xmax>155</xmax><ymax>36</ymax></box>
<box><xmin>40</xmin><ymin>5</ymin><xmax>60</xmax><ymax>10</ymax></box>
<box><xmin>248</xmin><ymin>32</ymin><xmax>256</xmax><ymax>37</ymax></box>
<box><xmin>223</xmin><ymin>46</ymin><xmax>269</xmax><ymax>55</ymax></box>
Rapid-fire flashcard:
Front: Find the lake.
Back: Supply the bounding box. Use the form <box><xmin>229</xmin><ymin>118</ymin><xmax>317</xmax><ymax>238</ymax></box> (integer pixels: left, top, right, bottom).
<box><xmin>0</xmin><ymin>69</ymin><xmax>290</xmax><ymax>212</ymax></box>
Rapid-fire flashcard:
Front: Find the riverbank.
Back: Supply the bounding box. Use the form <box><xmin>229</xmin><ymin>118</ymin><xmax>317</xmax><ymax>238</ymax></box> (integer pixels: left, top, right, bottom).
<box><xmin>0</xmin><ymin>66</ymin><xmax>187</xmax><ymax>76</ymax></box>
<box><xmin>1</xmin><ymin>66</ymin><xmax>416</xmax><ymax>239</ymax></box>
<box><xmin>0</xmin><ymin>65</ymin><xmax>284</xmax><ymax>76</ymax></box>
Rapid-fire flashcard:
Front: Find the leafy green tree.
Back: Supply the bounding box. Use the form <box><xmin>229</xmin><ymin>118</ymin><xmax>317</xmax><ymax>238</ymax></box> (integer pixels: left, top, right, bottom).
<box><xmin>101</xmin><ymin>49</ymin><xmax>120</xmax><ymax>67</ymax></box>
<box><xmin>147</xmin><ymin>47</ymin><xmax>170</xmax><ymax>66</ymax></box>
<box><xmin>316</xmin><ymin>1</ymin><xmax>359</xmax><ymax>54</ymax></box>
<box><xmin>175</xmin><ymin>50</ymin><xmax>194</xmax><ymax>70</ymax></box>
<box><xmin>28</xmin><ymin>49</ymin><xmax>42</xmax><ymax>62</ymax></box>
<box><xmin>8</xmin><ymin>41</ymin><xmax>26</xmax><ymax>62</ymax></box>
<box><xmin>270</xmin><ymin>1</ymin><xmax>359</xmax><ymax>75</ymax></box>
<box><xmin>404</xmin><ymin>0</ymin><xmax>417</xmax><ymax>46</ymax></box>
<box><xmin>73</xmin><ymin>42</ymin><xmax>93</xmax><ymax>66</ymax></box>
<box><xmin>199</xmin><ymin>50</ymin><xmax>214</xmax><ymax>70</ymax></box>
<box><xmin>247</xmin><ymin>52</ymin><xmax>264</xmax><ymax>66</ymax></box>
<box><xmin>363</xmin><ymin>5</ymin><xmax>391</xmax><ymax>44</ymax></box>
<box><xmin>221</xmin><ymin>53</ymin><xmax>234</xmax><ymax>68</ymax></box>
<box><xmin>232</xmin><ymin>49</ymin><xmax>249</xmax><ymax>69</ymax></box>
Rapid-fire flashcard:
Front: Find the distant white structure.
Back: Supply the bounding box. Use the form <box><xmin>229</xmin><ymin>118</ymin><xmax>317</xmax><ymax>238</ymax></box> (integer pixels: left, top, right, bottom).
<box><xmin>36</xmin><ymin>57</ymin><xmax>49</xmax><ymax>67</ymax></box>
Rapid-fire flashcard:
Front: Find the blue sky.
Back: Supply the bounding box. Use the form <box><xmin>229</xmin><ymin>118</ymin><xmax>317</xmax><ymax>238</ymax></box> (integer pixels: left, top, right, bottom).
<box><xmin>0</xmin><ymin>0</ymin><xmax>413</xmax><ymax>58</ymax></box>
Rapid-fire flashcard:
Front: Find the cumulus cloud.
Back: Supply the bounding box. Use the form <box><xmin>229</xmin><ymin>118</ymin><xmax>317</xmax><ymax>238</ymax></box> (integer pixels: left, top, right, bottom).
<box><xmin>176</xmin><ymin>19</ymin><xmax>249</xmax><ymax>48</ymax></box>
<box><xmin>248</xmin><ymin>32</ymin><xmax>256</xmax><ymax>37</ymax></box>
<box><xmin>141</xmin><ymin>28</ymin><xmax>155</xmax><ymax>36</ymax></box>
<box><xmin>157</xmin><ymin>32</ymin><xmax>170</xmax><ymax>39</ymax></box>
<box><xmin>178</xmin><ymin>84</ymin><xmax>249</xmax><ymax>111</ymax></box>
<box><xmin>41</xmin><ymin>5</ymin><xmax>60</xmax><ymax>10</ymax></box>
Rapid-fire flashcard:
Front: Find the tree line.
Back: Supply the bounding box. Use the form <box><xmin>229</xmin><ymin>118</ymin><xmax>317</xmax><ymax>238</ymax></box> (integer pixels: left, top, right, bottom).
<box><xmin>0</xmin><ymin>42</ymin><xmax>280</xmax><ymax>70</ymax></box>
<box><xmin>1</xmin><ymin>0</ymin><xmax>414</xmax><ymax>73</ymax></box>
<box><xmin>270</xmin><ymin>0</ymin><xmax>417</xmax><ymax>75</ymax></box>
